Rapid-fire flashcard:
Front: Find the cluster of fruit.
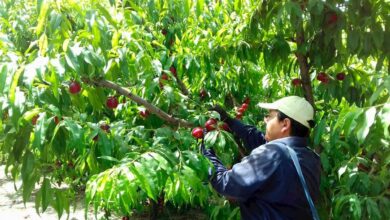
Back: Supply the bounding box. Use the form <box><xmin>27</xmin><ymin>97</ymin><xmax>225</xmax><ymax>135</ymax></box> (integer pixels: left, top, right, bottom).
<box><xmin>235</xmin><ymin>97</ymin><xmax>250</xmax><ymax>120</ymax></box>
<box><xmin>69</xmin><ymin>81</ymin><xmax>120</xmax><ymax>109</ymax></box>
<box><xmin>191</xmin><ymin>118</ymin><xmax>230</xmax><ymax>139</ymax></box>
<box><xmin>291</xmin><ymin>72</ymin><xmax>346</xmax><ymax>87</ymax></box>
<box><xmin>159</xmin><ymin>66</ymin><xmax>177</xmax><ymax>88</ymax></box>
<box><xmin>191</xmin><ymin>97</ymin><xmax>250</xmax><ymax>139</ymax></box>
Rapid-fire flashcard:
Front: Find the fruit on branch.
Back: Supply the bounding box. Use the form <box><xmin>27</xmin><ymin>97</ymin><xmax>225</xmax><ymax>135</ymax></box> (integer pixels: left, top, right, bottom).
<box><xmin>244</xmin><ymin>97</ymin><xmax>250</xmax><ymax>104</ymax></box>
<box><xmin>32</xmin><ymin>115</ymin><xmax>39</xmax><ymax>125</ymax></box>
<box><xmin>326</xmin><ymin>12</ymin><xmax>338</xmax><ymax>25</ymax></box>
<box><xmin>161</xmin><ymin>73</ymin><xmax>169</xmax><ymax>80</ymax></box>
<box><xmin>106</xmin><ymin>96</ymin><xmax>119</xmax><ymax>109</ymax></box>
<box><xmin>192</xmin><ymin>127</ymin><xmax>204</xmax><ymax>139</ymax></box>
<box><xmin>140</xmin><ymin>110</ymin><xmax>150</xmax><ymax>118</ymax></box>
<box><xmin>67</xmin><ymin>161</ymin><xmax>74</xmax><ymax>168</ymax></box>
<box><xmin>237</xmin><ymin>107</ymin><xmax>246</xmax><ymax>114</ymax></box>
<box><xmin>292</xmin><ymin>78</ymin><xmax>302</xmax><ymax>86</ymax></box>
<box><xmin>336</xmin><ymin>72</ymin><xmax>345</xmax><ymax>81</ymax></box>
<box><xmin>205</xmin><ymin>118</ymin><xmax>217</xmax><ymax>131</ymax></box>
<box><xmin>236</xmin><ymin>112</ymin><xmax>243</xmax><ymax>120</ymax></box>
<box><xmin>170</xmin><ymin>66</ymin><xmax>177</xmax><ymax>77</ymax></box>
<box><xmin>100</xmin><ymin>123</ymin><xmax>110</xmax><ymax>132</ymax></box>
<box><xmin>317</xmin><ymin>72</ymin><xmax>330</xmax><ymax>84</ymax></box>
<box><xmin>161</xmin><ymin>29</ymin><xmax>167</xmax><ymax>36</ymax></box>
<box><xmin>54</xmin><ymin>116</ymin><xmax>63</xmax><ymax>125</ymax></box>
<box><xmin>69</xmin><ymin>81</ymin><xmax>81</xmax><ymax>94</ymax></box>
<box><xmin>241</xmin><ymin>103</ymin><xmax>248</xmax><ymax>111</ymax></box>
<box><xmin>220</xmin><ymin>122</ymin><xmax>230</xmax><ymax>132</ymax></box>
<box><xmin>199</xmin><ymin>89</ymin><xmax>207</xmax><ymax>99</ymax></box>
<box><xmin>55</xmin><ymin>160</ymin><xmax>62</xmax><ymax>168</ymax></box>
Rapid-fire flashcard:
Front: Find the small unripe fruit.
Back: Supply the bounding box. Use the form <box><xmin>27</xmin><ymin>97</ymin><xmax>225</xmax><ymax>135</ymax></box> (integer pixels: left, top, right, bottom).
<box><xmin>205</xmin><ymin>118</ymin><xmax>217</xmax><ymax>131</ymax></box>
<box><xmin>192</xmin><ymin>127</ymin><xmax>204</xmax><ymax>139</ymax></box>
<box><xmin>336</xmin><ymin>72</ymin><xmax>345</xmax><ymax>81</ymax></box>
<box><xmin>106</xmin><ymin>96</ymin><xmax>119</xmax><ymax>109</ymax></box>
<box><xmin>69</xmin><ymin>81</ymin><xmax>81</xmax><ymax>94</ymax></box>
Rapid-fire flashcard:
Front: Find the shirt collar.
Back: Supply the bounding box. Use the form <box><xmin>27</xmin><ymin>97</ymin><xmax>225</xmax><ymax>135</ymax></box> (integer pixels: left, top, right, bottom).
<box><xmin>268</xmin><ymin>136</ymin><xmax>309</xmax><ymax>147</ymax></box>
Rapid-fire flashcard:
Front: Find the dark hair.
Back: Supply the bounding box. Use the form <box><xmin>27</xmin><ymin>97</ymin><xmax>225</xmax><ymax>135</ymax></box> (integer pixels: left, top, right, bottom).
<box><xmin>276</xmin><ymin>111</ymin><xmax>313</xmax><ymax>137</ymax></box>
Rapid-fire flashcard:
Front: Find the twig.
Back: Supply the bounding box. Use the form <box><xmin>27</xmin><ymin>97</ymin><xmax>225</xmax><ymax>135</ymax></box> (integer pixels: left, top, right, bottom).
<box><xmin>82</xmin><ymin>77</ymin><xmax>193</xmax><ymax>128</ymax></box>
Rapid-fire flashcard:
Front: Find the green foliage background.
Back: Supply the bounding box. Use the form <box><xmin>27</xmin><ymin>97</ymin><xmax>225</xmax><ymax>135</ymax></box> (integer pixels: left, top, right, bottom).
<box><xmin>0</xmin><ymin>0</ymin><xmax>389</xmax><ymax>219</ymax></box>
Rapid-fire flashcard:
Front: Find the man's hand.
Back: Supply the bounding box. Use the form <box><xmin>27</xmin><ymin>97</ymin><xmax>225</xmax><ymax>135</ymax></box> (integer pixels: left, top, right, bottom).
<box><xmin>209</xmin><ymin>105</ymin><xmax>231</xmax><ymax>122</ymax></box>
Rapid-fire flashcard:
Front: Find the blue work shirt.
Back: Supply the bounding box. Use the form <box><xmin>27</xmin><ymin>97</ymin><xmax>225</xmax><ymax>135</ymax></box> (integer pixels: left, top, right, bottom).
<box><xmin>202</xmin><ymin>119</ymin><xmax>321</xmax><ymax>220</ymax></box>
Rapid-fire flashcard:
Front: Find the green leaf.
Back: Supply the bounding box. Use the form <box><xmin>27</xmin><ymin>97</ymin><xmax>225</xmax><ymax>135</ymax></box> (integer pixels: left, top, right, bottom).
<box><xmin>65</xmin><ymin>43</ymin><xmax>82</xmax><ymax>72</ymax></box>
<box><xmin>13</xmin><ymin>126</ymin><xmax>33</xmax><ymax>162</ymax></box>
<box><xmin>96</xmin><ymin>4</ymin><xmax>117</xmax><ymax>28</ymax></box>
<box><xmin>314</xmin><ymin>118</ymin><xmax>326</xmax><ymax>146</ymax></box>
<box><xmin>36</xmin><ymin>0</ymin><xmax>49</xmax><ymax>35</ymax></box>
<box><xmin>98</xmin><ymin>156</ymin><xmax>119</xmax><ymax>163</ymax></box>
<box><xmin>35</xmin><ymin>186</ymin><xmax>42</xmax><ymax>215</ymax></box>
<box><xmin>205</xmin><ymin>131</ymin><xmax>219</xmax><ymax>147</ymax></box>
<box><xmin>21</xmin><ymin>151</ymin><xmax>36</xmax><ymax>202</ymax></box>
<box><xmin>355</xmin><ymin>107</ymin><xmax>376</xmax><ymax>143</ymax></box>
<box><xmin>196</xmin><ymin>0</ymin><xmax>204</xmax><ymax>17</ymax></box>
<box><xmin>41</xmin><ymin>177</ymin><xmax>51</xmax><ymax>212</ymax></box>
<box><xmin>320</xmin><ymin>152</ymin><xmax>330</xmax><ymax>172</ymax></box>
<box><xmin>366</xmin><ymin>198</ymin><xmax>381</xmax><ymax>220</ymax></box>
<box><xmin>32</xmin><ymin>113</ymin><xmax>48</xmax><ymax>151</ymax></box>
<box><xmin>151</xmin><ymin>60</ymin><xmax>162</xmax><ymax>75</ymax></box>
<box><xmin>21</xmin><ymin>151</ymin><xmax>35</xmax><ymax>183</ymax></box>
<box><xmin>343</xmin><ymin>109</ymin><xmax>363</xmax><ymax>137</ymax></box>
<box><xmin>0</xmin><ymin>64</ymin><xmax>8</xmax><ymax>94</ymax></box>
<box><xmin>369</xmin><ymin>77</ymin><xmax>390</xmax><ymax>105</ymax></box>
<box><xmin>217</xmin><ymin>132</ymin><xmax>226</xmax><ymax>149</ymax></box>
<box><xmin>129</xmin><ymin>163</ymin><xmax>156</xmax><ymax>200</ymax></box>
<box><xmin>347</xmin><ymin>30</ymin><xmax>359</xmax><ymax>53</ymax></box>
<box><xmin>52</xmin><ymin>190</ymin><xmax>65</xmax><ymax>219</ymax></box>
<box><xmin>9</xmin><ymin>66</ymin><xmax>24</xmax><ymax>104</ymax></box>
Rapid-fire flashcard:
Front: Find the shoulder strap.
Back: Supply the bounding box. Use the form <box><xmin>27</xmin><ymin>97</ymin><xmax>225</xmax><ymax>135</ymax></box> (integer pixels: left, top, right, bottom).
<box><xmin>284</xmin><ymin>145</ymin><xmax>320</xmax><ymax>220</ymax></box>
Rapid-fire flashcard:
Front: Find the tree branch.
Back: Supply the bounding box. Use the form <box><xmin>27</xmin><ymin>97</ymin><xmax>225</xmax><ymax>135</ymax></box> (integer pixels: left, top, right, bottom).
<box><xmin>82</xmin><ymin>77</ymin><xmax>194</xmax><ymax>128</ymax></box>
<box><xmin>295</xmin><ymin>27</ymin><xmax>315</xmax><ymax>108</ymax></box>
<box><xmin>174</xmin><ymin>75</ymin><xmax>189</xmax><ymax>96</ymax></box>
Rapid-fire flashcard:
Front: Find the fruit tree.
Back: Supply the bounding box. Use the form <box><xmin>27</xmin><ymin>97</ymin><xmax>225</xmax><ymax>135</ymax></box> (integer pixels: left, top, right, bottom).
<box><xmin>0</xmin><ymin>0</ymin><xmax>389</xmax><ymax>219</ymax></box>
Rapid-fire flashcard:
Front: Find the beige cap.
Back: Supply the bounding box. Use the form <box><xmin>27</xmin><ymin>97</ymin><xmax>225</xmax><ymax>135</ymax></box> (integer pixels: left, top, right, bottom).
<box><xmin>257</xmin><ymin>96</ymin><xmax>314</xmax><ymax>128</ymax></box>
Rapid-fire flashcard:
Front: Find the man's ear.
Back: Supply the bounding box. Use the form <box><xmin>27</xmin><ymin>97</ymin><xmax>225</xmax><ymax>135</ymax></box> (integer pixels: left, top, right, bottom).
<box><xmin>281</xmin><ymin>118</ymin><xmax>291</xmax><ymax>134</ymax></box>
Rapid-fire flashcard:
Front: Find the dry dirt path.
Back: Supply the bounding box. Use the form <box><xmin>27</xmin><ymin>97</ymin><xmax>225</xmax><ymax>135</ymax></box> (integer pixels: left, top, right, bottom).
<box><xmin>0</xmin><ymin>165</ymin><xmax>104</xmax><ymax>220</ymax></box>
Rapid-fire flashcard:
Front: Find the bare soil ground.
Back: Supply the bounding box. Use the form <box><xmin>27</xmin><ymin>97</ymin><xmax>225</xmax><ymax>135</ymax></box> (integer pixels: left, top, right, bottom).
<box><xmin>0</xmin><ymin>165</ymin><xmax>103</xmax><ymax>220</ymax></box>
<box><xmin>0</xmin><ymin>165</ymin><xmax>208</xmax><ymax>220</ymax></box>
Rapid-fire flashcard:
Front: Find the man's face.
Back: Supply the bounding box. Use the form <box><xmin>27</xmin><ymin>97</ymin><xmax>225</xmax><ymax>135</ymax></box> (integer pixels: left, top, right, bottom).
<box><xmin>263</xmin><ymin>110</ymin><xmax>287</xmax><ymax>141</ymax></box>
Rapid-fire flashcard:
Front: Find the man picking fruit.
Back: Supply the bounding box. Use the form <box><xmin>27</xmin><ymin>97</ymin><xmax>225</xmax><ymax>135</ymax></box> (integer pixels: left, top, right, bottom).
<box><xmin>202</xmin><ymin>96</ymin><xmax>321</xmax><ymax>220</ymax></box>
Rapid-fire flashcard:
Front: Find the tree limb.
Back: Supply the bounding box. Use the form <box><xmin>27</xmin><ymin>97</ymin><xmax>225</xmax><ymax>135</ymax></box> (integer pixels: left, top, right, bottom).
<box><xmin>295</xmin><ymin>27</ymin><xmax>315</xmax><ymax>108</ymax></box>
<box><xmin>82</xmin><ymin>77</ymin><xmax>194</xmax><ymax>128</ymax></box>
<box><xmin>174</xmin><ymin>75</ymin><xmax>189</xmax><ymax>96</ymax></box>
